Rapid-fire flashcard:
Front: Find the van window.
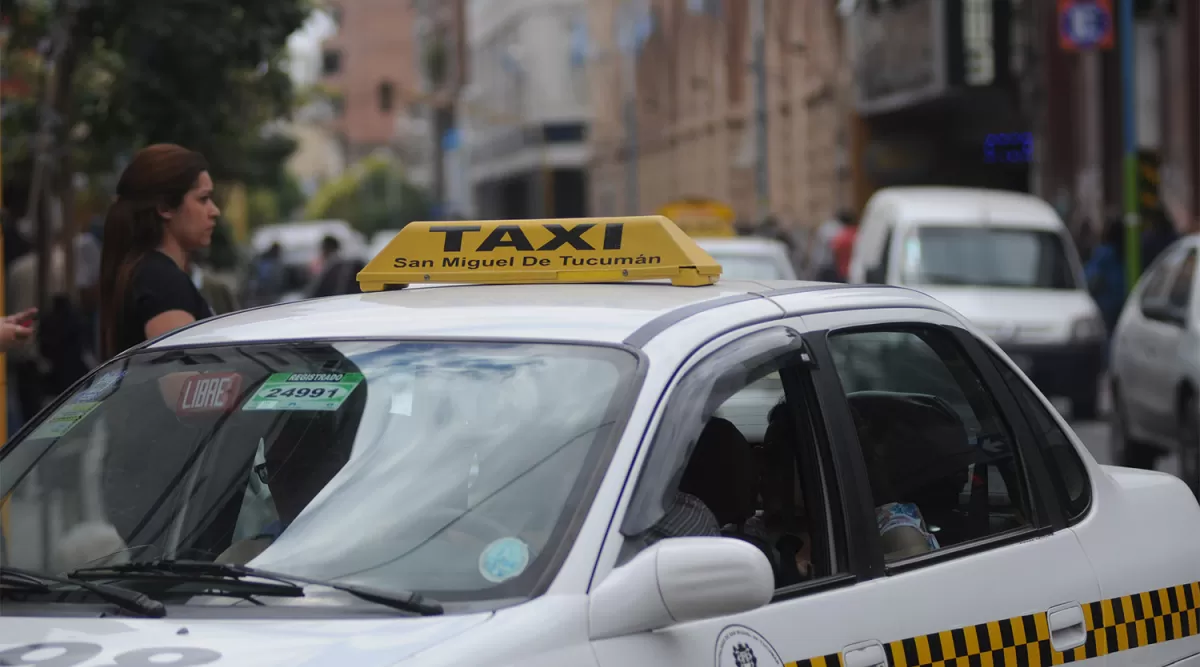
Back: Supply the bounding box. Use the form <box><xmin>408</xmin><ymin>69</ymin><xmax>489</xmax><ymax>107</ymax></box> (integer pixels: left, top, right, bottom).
<box><xmin>901</xmin><ymin>226</ymin><xmax>1077</xmax><ymax>290</ymax></box>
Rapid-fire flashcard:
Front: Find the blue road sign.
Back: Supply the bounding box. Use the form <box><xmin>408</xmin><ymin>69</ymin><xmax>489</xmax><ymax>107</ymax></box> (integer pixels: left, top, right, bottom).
<box><xmin>1059</xmin><ymin>0</ymin><xmax>1114</xmax><ymax>51</ymax></box>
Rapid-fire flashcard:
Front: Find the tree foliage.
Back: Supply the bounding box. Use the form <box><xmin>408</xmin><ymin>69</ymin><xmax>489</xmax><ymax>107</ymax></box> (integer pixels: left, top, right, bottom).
<box><xmin>1</xmin><ymin>0</ymin><xmax>311</xmax><ymax>216</ymax></box>
<box><xmin>305</xmin><ymin>155</ymin><xmax>431</xmax><ymax>236</ymax></box>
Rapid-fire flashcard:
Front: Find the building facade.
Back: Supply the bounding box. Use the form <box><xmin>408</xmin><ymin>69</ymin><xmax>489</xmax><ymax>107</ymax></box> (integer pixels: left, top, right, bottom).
<box><xmin>411</xmin><ymin>0</ymin><xmax>470</xmax><ymax>216</ymax></box>
<box><xmin>587</xmin><ymin>0</ymin><xmax>853</xmax><ymax>231</ymax></box>
<box><xmin>463</xmin><ymin>0</ymin><xmax>591</xmax><ymax>219</ymax></box>
<box><xmin>319</xmin><ymin>0</ymin><xmax>425</xmax><ymax>171</ymax></box>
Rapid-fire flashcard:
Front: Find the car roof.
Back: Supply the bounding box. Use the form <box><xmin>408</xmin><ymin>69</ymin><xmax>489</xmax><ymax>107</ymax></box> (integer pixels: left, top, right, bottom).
<box><xmin>871</xmin><ymin>186</ymin><xmax>1063</xmax><ymax>229</ymax></box>
<box><xmin>151</xmin><ymin>280</ymin><xmax>952</xmax><ymax>349</ymax></box>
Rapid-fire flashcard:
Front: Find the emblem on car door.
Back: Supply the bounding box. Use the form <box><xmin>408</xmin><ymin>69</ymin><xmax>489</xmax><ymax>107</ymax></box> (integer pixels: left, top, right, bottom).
<box><xmin>716</xmin><ymin>625</ymin><xmax>785</xmax><ymax>667</ymax></box>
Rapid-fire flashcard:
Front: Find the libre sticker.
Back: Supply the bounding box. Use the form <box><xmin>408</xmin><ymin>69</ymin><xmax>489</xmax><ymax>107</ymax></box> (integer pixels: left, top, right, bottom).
<box><xmin>479</xmin><ymin>537</ymin><xmax>530</xmax><ymax>584</ymax></box>
<box><xmin>176</xmin><ymin>372</ymin><xmax>244</xmax><ymax>415</ymax></box>
<box><xmin>715</xmin><ymin>625</ymin><xmax>785</xmax><ymax>667</ymax></box>
<box><xmin>242</xmin><ymin>372</ymin><xmax>364</xmax><ymax>412</ymax></box>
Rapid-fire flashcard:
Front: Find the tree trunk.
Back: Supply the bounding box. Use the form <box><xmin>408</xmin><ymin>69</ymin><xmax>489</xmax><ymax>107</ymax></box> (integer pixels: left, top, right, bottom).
<box><xmin>28</xmin><ymin>1</ymin><xmax>82</xmax><ymax>314</ymax></box>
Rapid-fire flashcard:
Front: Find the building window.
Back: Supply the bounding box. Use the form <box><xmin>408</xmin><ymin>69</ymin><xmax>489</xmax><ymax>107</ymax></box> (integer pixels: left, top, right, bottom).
<box><xmin>378</xmin><ymin>81</ymin><xmax>396</xmax><ymax>112</ymax></box>
<box><xmin>322</xmin><ymin>50</ymin><xmax>342</xmax><ymax>75</ymax></box>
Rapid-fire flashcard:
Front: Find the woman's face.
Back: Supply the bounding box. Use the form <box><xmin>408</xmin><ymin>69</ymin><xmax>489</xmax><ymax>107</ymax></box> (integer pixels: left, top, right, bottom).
<box><xmin>163</xmin><ymin>171</ymin><xmax>220</xmax><ymax>251</ymax></box>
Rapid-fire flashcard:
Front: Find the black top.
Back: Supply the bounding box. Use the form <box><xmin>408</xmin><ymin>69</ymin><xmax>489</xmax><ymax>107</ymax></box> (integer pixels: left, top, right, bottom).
<box><xmin>114</xmin><ymin>251</ymin><xmax>213</xmax><ymax>354</ymax></box>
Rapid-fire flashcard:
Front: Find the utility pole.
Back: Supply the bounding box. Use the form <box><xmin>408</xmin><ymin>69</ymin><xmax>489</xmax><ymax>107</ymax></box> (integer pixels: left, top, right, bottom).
<box><xmin>620</xmin><ymin>0</ymin><xmax>639</xmax><ymax>215</ymax></box>
<box><xmin>752</xmin><ymin>0</ymin><xmax>768</xmax><ymax>222</ymax></box>
<box><xmin>1119</xmin><ymin>0</ymin><xmax>1140</xmax><ymax>292</ymax></box>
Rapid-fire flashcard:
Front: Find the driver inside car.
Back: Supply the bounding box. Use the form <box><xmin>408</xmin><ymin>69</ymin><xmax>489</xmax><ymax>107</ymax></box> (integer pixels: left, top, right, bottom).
<box><xmin>216</xmin><ymin>413</ymin><xmax>351</xmax><ymax>565</ymax></box>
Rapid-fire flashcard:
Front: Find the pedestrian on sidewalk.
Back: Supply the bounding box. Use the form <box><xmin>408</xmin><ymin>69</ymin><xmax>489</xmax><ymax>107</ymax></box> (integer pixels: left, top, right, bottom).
<box><xmin>98</xmin><ymin>144</ymin><xmax>219</xmax><ymax>359</ymax></box>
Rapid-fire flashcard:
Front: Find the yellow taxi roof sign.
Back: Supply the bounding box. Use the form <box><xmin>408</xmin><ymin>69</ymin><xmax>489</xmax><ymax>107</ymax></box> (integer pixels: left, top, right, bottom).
<box><xmin>357</xmin><ymin>215</ymin><xmax>723</xmax><ymax>291</ymax></box>
<box><xmin>657</xmin><ymin>198</ymin><xmax>736</xmax><ymax>238</ymax></box>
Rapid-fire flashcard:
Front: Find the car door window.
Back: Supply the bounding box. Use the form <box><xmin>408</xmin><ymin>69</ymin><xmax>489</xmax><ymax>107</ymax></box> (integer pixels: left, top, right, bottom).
<box><xmin>619</xmin><ymin>326</ymin><xmax>846</xmax><ymax>592</ymax></box>
<box><xmin>1141</xmin><ymin>249</ymin><xmax>1183</xmax><ymax>307</ymax></box>
<box><xmin>988</xmin><ymin>351</ymin><xmax>1091</xmax><ymax>521</ymax></box>
<box><xmin>826</xmin><ymin>327</ymin><xmax>1034</xmax><ymax>562</ymax></box>
<box><xmin>1167</xmin><ymin>249</ymin><xmax>1197</xmax><ymax>310</ymax></box>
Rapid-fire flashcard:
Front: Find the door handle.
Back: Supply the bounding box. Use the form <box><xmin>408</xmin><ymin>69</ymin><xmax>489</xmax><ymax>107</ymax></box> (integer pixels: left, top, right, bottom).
<box><xmin>1047</xmin><ymin>603</ymin><xmax>1088</xmax><ymax>652</ymax></box>
<box><xmin>843</xmin><ymin>640</ymin><xmax>888</xmax><ymax>667</ymax></box>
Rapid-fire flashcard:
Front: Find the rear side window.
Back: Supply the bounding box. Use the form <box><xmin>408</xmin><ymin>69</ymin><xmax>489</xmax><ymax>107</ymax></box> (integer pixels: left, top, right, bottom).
<box><xmin>989</xmin><ymin>351</ymin><xmax>1091</xmax><ymax>520</ymax></box>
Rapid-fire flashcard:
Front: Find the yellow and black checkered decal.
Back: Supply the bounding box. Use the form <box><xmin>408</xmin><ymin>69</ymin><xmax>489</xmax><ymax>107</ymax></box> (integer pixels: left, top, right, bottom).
<box><xmin>789</xmin><ymin>581</ymin><xmax>1200</xmax><ymax>667</ymax></box>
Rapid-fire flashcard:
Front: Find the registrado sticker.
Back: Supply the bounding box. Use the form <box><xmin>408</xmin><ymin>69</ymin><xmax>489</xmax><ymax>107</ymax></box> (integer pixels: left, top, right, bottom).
<box><xmin>243</xmin><ymin>372</ymin><xmax>364</xmax><ymax>412</ymax></box>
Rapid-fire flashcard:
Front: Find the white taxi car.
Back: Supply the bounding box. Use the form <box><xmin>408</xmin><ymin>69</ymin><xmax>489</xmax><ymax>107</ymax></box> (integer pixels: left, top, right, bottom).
<box><xmin>1</xmin><ymin>216</ymin><xmax>1199</xmax><ymax>667</ymax></box>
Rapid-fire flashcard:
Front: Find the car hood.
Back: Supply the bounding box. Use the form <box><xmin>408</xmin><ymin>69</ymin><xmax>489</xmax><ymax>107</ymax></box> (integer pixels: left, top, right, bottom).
<box><xmin>911</xmin><ymin>285</ymin><xmax>1098</xmax><ymax>345</ymax></box>
<box><xmin>0</xmin><ymin>611</ymin><xmax>493</xmax><ymax>667</ymax></box>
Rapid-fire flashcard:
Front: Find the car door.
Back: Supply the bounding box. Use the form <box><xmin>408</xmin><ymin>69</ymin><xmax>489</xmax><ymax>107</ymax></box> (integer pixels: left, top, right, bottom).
<box><xmin>590</xmin><ymin>309</ymin><xmax>1107</xmax><ymax>667</ymax></box>
<box><xmin>986</xmin><ymin>343</ymin><xmax>1200</xmax><ymax>667</ymax></box>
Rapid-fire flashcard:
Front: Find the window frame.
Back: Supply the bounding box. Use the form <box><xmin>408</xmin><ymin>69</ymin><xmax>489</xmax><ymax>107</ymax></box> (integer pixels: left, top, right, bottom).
<box><xmin>804</xmin><ymin>319</ymin><xmax>1066</xmax><ymax>576</ymax></box>
<box><xmin>614</xmin><ymin>324</ymin><xmax>873</xmax><ymax>599</ymax></box>
<box><xmin>983</xmin><ymin>347</ymin><xmax>1094</xmax><ymax>524</ymax></box>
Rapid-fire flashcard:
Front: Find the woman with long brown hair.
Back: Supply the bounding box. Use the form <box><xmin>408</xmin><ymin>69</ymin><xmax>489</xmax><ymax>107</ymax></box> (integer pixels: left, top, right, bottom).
<box><xmin>99</xmin><ymin>144</ymin><xmax>220</xmax><ymax>359</ymax></box>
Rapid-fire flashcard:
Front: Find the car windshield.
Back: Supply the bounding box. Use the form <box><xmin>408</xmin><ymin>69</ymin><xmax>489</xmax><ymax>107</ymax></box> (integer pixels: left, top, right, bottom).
<box><xmin>900</xmin><ymin>226</ymin><xmax>1078</xmax><ymax>289</ymax></box>
<box><xmin>0</xmin><ymin>341</ymin><xmax>637</xmax><ymax>607</ymax></box>
<box><xmin>705</xmin><ymin>250</ymin><xmax>792</xmax><ymax>280</ymax></box>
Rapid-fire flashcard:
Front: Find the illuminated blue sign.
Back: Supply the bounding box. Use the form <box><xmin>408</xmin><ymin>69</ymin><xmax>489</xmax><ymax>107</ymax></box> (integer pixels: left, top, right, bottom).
<box><xmin>984</xmin><ymin>132</ymin><xmax>1033</xmax><ymax>164</ymax></box>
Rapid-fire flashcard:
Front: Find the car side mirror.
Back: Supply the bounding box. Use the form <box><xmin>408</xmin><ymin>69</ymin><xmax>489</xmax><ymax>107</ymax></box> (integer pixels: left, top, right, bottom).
<box><xmin>865</xmin><ymin>265</ymin><xmax>886</xmax><ymax>284</ymax></box>
<box><xmin>588</xmin><ymin>537</ymin><xmax>774</xmax><ymax>640</ymax></box>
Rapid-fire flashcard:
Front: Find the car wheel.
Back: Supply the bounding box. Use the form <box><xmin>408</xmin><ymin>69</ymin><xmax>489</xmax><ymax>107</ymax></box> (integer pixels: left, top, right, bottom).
<box><xmin>1111</xmin><ymin>382</ymin><xmax>1160</xmax><ymax>469</ymax></box>
<box><xmin>1180</xmin><ymin>396</ymin><xmax>1200</xmax><ymax>499</ymax></box>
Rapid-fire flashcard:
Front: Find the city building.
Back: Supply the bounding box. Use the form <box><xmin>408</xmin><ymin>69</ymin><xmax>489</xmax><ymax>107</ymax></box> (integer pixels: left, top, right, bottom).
<box><xmin>1154</xmin><ymin>0</ymin><xmax>1196</xmax><ymax>234</ymax></box>
<box><xmin>411</xmin><ymin>0</ymin><xmax>470</xmax><ymax>217</ymax></box>
<box><xmin>319</xmin><ymin>0</ymin><xmax>428</xmax><ymax>182</ymax></box>
<box><xmin>463</xmin><ymin>0</ymin><xmax>591</xmax><ymax>218</ymax></box>
<box><xmin>843</xmin><ymin>0</ymin><xmax>1033</xmax><ymax>210</ymax></box>
<box><xmin>587</xmin><ymin>0</ymin><xmax>853</xmax><ymax>231</ymax></box>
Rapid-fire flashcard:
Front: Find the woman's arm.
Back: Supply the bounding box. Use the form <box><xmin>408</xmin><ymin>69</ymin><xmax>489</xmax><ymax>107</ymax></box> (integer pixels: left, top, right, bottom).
<box><xmin>144</xmin><ymin>310</ymin><xmax>196</xmax><ymax>341</ymax></box>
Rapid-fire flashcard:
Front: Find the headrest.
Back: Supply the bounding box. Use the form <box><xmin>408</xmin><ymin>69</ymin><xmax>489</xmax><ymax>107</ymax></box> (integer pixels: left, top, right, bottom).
<box><xmin>848</xmin><ymin>391</ymin><xmax>978</xmax><ymax>498</ymax></box>
<box><xmin>679</xmin><ymin>417</ymin><xmax>756</xmax><ymax>525</ymax></box>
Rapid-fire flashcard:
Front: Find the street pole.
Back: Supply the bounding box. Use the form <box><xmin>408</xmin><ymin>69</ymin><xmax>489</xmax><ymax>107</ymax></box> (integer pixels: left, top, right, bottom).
<box><xmin>620</xmin><ymin>0</ymin><xmax>639</xmax><ymax>215</ymax></box>
<box><xmin>1120</xmin><ymin>0</ymin><xmax>1140</xmax><ymax>292</ymax></box>
<box><xmin>752</xmin><ymin>0</ymin><xmax>768</xmax><ymax>222</ymax></box>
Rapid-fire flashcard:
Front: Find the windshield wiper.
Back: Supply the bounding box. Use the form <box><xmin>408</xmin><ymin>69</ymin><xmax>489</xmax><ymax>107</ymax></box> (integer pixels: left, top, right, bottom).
<box><xmin>70</xmin><ymin>560</ymin><xmax>443</xmax><ymax>616</ymax></box>
<box><xmin>1</xmin><ymin>565</ymin><xmax>165</xmax><ymax>618</ymax></box>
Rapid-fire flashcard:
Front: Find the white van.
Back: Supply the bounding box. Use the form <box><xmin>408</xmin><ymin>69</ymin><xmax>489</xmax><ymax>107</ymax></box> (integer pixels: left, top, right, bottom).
<box><xmin>848</xmin><ymin>186</ymin><xmax>1107</xmax><ymax>419</ymax></box>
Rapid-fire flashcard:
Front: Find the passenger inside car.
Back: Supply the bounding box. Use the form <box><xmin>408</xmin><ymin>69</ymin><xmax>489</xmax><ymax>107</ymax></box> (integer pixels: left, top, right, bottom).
<box><xmin>755</xmin><ymin>402</ymin><xmax>816</xmax><ymax>584</ymax></box>
<box><xmin>851</xmin><ymin>399</ymin><xmax>940</xmax><ymax>560</ymax></box>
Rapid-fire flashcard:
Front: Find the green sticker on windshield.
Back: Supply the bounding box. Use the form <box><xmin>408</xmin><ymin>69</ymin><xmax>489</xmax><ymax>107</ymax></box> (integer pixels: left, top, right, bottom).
<box><xmin>242</xmin><ymin>372</ymin><xmax>364</xmax><ymax>412</ymax></box>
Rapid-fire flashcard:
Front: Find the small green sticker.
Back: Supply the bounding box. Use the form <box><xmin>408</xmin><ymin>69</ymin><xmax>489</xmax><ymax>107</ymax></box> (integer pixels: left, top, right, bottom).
<box><xmin>242</xmin><ymin>372</ymin><xmax>364</xmax><ymax>412</ymax></box>
<box><xmin>31</xmin><ymin>401</ymin><xmax>101</xmax><ymax>439</ymax></box>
